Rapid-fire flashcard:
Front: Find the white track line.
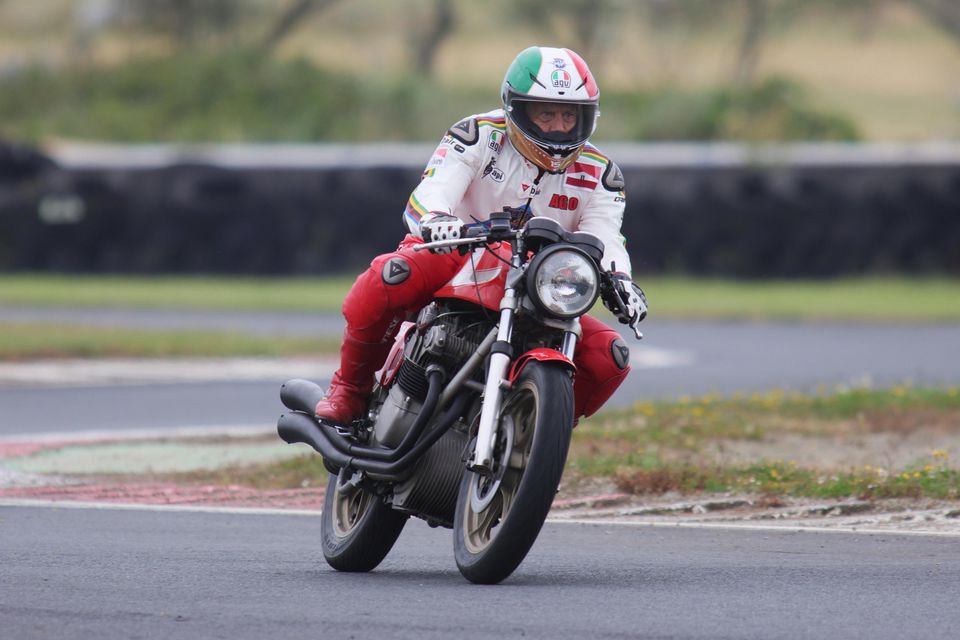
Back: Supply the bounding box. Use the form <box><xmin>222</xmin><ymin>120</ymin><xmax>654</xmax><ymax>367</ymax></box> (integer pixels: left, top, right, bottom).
<box><xmin>0</xmin><ymin>498</ymin><xmax>320</xmax><ymax>517</ymax></box>
<box><xmin>3</xmin><ymin>499</ymin><xmax>959</xmax><ymax>537</ymax></box>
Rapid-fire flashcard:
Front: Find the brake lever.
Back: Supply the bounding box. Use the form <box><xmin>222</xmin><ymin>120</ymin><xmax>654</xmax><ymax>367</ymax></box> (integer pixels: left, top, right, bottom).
<box><xmin>599</xmin><ymin>272</ymin><xmax>627</xmax><ymax>316</ymax></box>
<box><xmin>412</xmin><ymin>235</ymin><xmax>489</xmax><ymax>252</ymax></box>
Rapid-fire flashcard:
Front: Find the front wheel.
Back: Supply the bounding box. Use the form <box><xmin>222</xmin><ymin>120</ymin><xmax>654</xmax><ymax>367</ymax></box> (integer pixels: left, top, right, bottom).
<box><xmin>321</xmin><ymin>470</ymin><xmax>408</xmax><ymax>572</ymax></box>
<box><xmin>453</xmin><ymin>361</ymin><xmax>574</xmax><ymax>584</ymax></box>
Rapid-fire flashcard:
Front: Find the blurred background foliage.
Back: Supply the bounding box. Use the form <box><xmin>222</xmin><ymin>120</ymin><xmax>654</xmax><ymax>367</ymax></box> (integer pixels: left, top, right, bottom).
<box><xmin>0</xmin><ymin>0</ymin><xmax>957</xmax><ymax>144</ymax></box>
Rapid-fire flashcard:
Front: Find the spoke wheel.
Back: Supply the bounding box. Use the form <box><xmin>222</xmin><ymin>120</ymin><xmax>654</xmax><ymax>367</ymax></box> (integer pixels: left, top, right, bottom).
<box><xmin>454</xmin><ymin>361</ymin><xmax>573</xmax><ymax>584</ymax></box>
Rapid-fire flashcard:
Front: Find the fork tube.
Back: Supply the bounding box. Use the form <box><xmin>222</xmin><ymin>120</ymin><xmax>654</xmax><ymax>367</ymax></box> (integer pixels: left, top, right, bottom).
<box><xmin>470</xmin><ymin>245</ymin><xmax>524</xmax><ymax>472</ymax></box>
<box><xmin>561</xmin><ymin>330</ymin><xmax>578</xmax><ymax>360</ymax></box>
<box><xmin>470</xmin><ymin>295</ymin><xmax>516</xmax><ymax>472</ymax></box>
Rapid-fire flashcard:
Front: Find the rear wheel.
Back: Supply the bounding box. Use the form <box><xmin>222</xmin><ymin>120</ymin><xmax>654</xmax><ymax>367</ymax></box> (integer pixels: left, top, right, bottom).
<box><xmin>321</xmin><ymin>470</ymin><xmax>407</xmax><ymax>572</ymax></box>
<box><xmin>453</xmin><ymin>361</ymin><xmax>574</xmax><ymax>584</ymax></box>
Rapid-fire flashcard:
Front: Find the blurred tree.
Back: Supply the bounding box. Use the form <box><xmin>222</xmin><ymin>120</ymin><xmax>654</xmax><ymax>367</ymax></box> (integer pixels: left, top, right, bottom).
<box><xmin>412</xmin><ymin>0</ymin><xmax>456</xmax><ymax>77</ymax></box>
<box><xmin>259</xmin><ymin>0</ymin><xmax>342</xmax><ymax>56</ymax></box>
<box><xmin>117</xmin><ymin>0</ymin><xmax>248</xmax><ymax>48</ymax></box>
<box><xmin>907</xmin><ymin>0</ymin><xmax>960</xmax><ymax>45</ymax></box>
<box><xmin>512</xmin><ymin>0</ymin><xmax>620</xmax><ymax>62</ymax></box>
<box><xmin>628</xmin><ymin>75</ymin><xmax>860</xmax><ymax>142</ymax></box>
<box><xmin>728</xmin><ymin>0</ymin><xmax>897</xmax><ymax>85</ymax></box>
<box><xmin>732</xmin><ymin>0</ymin><xmax>768</xmax><ymax>86</ymax></box>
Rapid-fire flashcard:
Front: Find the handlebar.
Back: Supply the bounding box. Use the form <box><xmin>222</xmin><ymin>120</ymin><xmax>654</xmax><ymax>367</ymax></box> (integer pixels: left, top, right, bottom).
<box><xmin>412</xmin><ymin>225</ymin><xmax>521</xmax><ymax>253</ymax></box>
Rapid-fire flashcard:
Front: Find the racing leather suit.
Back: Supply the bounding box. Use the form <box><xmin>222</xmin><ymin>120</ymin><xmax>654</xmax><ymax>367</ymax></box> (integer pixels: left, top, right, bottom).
<box><xmin>329</xmin><ymin>108</ymin><xmax>634</xmax><ymax>421</ymax></box>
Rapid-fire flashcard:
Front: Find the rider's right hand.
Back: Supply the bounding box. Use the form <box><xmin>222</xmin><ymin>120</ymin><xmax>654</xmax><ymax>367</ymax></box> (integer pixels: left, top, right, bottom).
<box><xmin>420</xmin><ymin>214</ymin><xmax>464</xmax><ymax>254</ymax></box>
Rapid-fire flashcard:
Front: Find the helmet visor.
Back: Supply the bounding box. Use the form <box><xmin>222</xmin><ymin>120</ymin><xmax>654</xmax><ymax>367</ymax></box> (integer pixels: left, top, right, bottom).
<box><xmin>507</xmin><ymin>96</ymin><xmax>598</xmax><ymax>154</ymax></box>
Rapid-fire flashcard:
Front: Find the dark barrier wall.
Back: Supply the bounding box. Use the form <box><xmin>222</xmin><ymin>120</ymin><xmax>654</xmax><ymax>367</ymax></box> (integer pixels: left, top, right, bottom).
<box><xmin>1</xmin><ymin>143</ymin><xmax>959</xmax><ymax>277</ymax></box>
<box><xmin>626</xmin><ymin>162</ymin><xmax>960</xmax><ymax>277</ymax></box>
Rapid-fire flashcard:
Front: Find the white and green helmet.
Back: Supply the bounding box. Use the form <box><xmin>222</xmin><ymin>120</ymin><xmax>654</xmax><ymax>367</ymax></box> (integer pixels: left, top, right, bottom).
<box><xmin>501</xmin><ymin>46</ymin><xmax>600</xmax><ymax>172</ymax></box>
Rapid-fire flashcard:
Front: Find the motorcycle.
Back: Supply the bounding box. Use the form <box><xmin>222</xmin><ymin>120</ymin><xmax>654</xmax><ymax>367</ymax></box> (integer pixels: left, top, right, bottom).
<box><xmin>277</xmin><ymin>210</ymin><xmax>640</xmax><ymax>584</ymax></box>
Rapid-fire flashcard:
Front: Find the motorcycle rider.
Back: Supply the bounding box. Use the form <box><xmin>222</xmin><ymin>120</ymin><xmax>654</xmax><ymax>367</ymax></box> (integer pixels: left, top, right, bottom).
<box><xmin>316</xmin><ymin>45</ymin><xmax>647</xmax><ymax>425</ymax></box>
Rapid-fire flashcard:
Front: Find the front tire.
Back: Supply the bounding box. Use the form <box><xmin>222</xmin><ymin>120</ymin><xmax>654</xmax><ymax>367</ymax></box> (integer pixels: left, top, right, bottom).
<box><xmin>453</xmin><ymin>361</ymin><xmax>574</xmax><ymax>584</ymax></box>
<box><xmin>321</xmin><ymin>470</ymin><xmax>408</xmax><ymax>572</ymax></box>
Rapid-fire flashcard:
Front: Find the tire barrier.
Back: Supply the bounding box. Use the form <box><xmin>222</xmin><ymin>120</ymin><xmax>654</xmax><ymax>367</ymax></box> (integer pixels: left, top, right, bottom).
<box><xmin>1</xmin><ymin>142</ymin><xmax>958</xmax><ymax>277</ymax></box>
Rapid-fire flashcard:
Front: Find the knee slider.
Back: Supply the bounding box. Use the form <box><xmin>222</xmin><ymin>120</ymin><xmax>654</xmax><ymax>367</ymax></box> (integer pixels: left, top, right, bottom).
<box><xmin>343</xmin><ymin>254</ymin><xmax>427</xmax><ymax>331</ymax></box>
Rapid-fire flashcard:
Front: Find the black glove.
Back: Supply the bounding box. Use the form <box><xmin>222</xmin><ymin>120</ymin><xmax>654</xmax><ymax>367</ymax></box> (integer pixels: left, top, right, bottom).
<box><xmin>603</xmin><ymin>274</ymin><xmax>647</xmax><ymax>338</ymax></box>
<box><xmin>502</xmin><ymin>205</ymin><xmax>533</xmax><ymax>230</ymax></box>
<box><xmin>420</xmin><ymin>214</ymin><xmax>464</xmax><ymax>254</ymax></box>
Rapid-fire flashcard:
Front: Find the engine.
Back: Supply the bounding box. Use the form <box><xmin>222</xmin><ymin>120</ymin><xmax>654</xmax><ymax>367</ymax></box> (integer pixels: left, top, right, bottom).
<box><xmin>372</xmin><ymin>302</ymin><xmax>487</xmax><ymax>448</ymax></box>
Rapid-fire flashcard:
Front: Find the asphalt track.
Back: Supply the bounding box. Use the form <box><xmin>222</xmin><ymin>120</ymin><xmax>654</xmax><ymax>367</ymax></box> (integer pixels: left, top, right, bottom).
<box><xmin>2</xmin><ymin>310</ymin><xmax>960</xmax><ymax>638</ymax></box>
<box><xmin>2</xmin><ymin>504</ymin><xmax>959</xmax><ymax>640</ymax></box>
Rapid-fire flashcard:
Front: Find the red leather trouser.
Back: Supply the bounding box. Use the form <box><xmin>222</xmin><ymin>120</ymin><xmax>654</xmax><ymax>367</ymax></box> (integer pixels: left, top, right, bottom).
<box><xmin>342</xmin><ymin>236</ymin><xmax>631</xmax><ymax>418</ymax></box>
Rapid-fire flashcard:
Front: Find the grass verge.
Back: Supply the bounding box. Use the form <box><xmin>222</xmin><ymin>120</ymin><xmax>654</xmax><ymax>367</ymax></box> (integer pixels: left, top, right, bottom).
<box><xmin>0</xmin><ymin>274</ymin><xmax>355</xmax><ymax>312</ymax></box>
<box><xmin>2</xmin><ymin>274</ymin><xmax>960</xmax><ymax>322</ymax></box>
<box><xmin>0</xmin><ymin>323</ymin><xmax>340</xmax><ymax>359</ymax></box>
<box><xmin>154</xmin><ymin>386</ymin><xmax>960</xmax><ymax>501</ymax></box>
<box><xmin>570</xmin><ymin>385</ymin><xmax>960</xmax><ymax>500</ymax></box>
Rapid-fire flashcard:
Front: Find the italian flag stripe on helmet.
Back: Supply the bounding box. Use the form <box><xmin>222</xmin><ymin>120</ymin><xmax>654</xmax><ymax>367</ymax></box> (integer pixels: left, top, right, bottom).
<box><xmin>564</xmin><ymin>48</ymin><xmax>598</xmax><ymax>97</ymax></box>
<box><xmin>505</xmin><ymin>47</ymin><xmax>542</xmax><ymax>94</ymax></box>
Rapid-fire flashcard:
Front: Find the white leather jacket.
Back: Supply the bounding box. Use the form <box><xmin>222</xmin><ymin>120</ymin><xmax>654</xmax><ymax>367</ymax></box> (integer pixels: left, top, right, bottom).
<box><xmin>403</xmin><ymin>108</ymin><xmax>632</xmax><ymax>276</ymax></box>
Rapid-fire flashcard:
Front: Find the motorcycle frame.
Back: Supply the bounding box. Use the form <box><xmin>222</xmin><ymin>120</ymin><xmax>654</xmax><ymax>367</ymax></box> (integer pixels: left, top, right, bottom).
<box><xmin>279</xmin><ymin>226</ymin><xmax>588</xmax><ymax>483</ymax></box>
<box><xmin>417</xmin><ymin>232</ymin><xmax>580</xmax><ymax>474</ymax></box>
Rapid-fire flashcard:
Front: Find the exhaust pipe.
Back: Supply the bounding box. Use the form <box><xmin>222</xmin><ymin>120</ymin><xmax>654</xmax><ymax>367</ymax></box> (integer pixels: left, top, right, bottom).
<box><xmin>277</xmin><ymin>392</ymin><xmax>469</xmax><ymax>482</ymax></box>
<box><xmin>280</xmin><ymin>378</ymin><xmax>326</xmax><ymax>415</ymax></box>
<box><xmin>280</xmin><ymin>368</ymin><xmax>444</xmax><ymax>463</ymax></box>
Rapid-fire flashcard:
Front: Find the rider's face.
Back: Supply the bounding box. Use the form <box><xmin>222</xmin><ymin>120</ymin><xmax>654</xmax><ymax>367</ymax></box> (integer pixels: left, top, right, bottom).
<box><xmin>525</xmin><ymin>102</ymin><xmax>578</xmax><ymax>134</ymax></box>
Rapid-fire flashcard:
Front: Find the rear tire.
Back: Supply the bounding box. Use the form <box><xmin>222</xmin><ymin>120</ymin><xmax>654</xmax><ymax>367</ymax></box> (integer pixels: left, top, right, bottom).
<box><xmin>321</xmin><ymin>471</ymin><xmax>407</xmax><ymax>572</ymax></box>
<box><xmin>453</xmin><ymin>361</ymin><xmax>573</xmax><ymax>584</ymax></box>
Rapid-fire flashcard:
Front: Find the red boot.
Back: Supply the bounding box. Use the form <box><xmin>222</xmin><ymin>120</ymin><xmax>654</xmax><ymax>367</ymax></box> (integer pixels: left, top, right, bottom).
<box><xmin>315</xmin><ymin>333</ymin><xmax>393</xmax><ymax>425</ymax></box>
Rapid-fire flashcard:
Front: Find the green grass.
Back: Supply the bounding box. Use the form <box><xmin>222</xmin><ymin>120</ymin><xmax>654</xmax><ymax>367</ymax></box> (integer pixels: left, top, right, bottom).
<box><xmin>153</xmin><ymin>386</ymin><xmax>960</xmax><ymax>501</ymax></box>
<box><xmin>644</xmin><ymin>276</ymin><xmax>960</xmax><ymax>323</ymax></box>
<box><xmin>0</xmin><ymin>274</ymin><xmax>355</xmax><ymax>312</ymax></box>
<box><xmin>3</xmin><ymin>274</ymin><xmax>960</xmax><ymax>322</ymax></box>
<box><xmin>168</xmin><ymin>454</ymin><xmax>331</xmax><ymax>491</ymax></box>
<box><xmin>570</xmin><ymin>386</ymin><xmax>960</xmax><ymax>500</ymax></box>
<box><xmin>0</xmin><ymin>323</ymin><xmax>340</xmax><ymax>359</ymax></box>
<box><xmin>611</xmin><ymin>461</ymin><xmax>960</xmax><ymax>500</ymax></box>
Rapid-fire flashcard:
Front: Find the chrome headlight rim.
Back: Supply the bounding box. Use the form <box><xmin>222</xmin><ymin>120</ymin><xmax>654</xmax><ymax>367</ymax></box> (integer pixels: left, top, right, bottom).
<box><xmin>524</xmin><ymin>245</ymin><xmax>600</xmax><ymax>319</ymax></box>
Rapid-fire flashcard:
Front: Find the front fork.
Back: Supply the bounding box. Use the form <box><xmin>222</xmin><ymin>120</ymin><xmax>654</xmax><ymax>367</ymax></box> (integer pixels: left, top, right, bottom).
<box><xmin>468</xmin><ymin>288</ymin><xmax>579</xmax><ymax>473</ymax></box>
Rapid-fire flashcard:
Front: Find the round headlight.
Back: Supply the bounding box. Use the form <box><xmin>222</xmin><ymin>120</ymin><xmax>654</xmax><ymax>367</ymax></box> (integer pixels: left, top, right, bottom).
<box><xmin>527</xmin><ymin>247</ymin><xmax>600</xmax><ymax>318</ymax></box>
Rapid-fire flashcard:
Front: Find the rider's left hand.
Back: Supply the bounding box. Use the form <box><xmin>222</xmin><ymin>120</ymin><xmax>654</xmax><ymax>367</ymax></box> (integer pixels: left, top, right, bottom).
<box><xmin>502</xmin><ymin>205</ymin><xmax>533</xmax><ymax>230</ymax></box>
<box><xmin>605</xmin><ymin>275</ymin><xmax>647</xmax><ymax>338</ymax></box>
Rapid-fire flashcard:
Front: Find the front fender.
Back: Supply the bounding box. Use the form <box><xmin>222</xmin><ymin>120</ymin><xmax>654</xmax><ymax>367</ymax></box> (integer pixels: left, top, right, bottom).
<box><xmin>508</xmin><ymin>348</ymin><xmax>575</xmax><ymax>383</ymax></box>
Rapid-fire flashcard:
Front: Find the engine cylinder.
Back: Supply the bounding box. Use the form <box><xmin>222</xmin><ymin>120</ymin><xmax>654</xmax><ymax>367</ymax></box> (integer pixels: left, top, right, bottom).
<box><xmin>396</xmin><ymin>358</ymin><xmax>429</xmax><ymax>401</ymax></box>
<box><xmin>372</xmin><ymin>383</ymin><xmax>423</xmax><ymax>449</ymax></box>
